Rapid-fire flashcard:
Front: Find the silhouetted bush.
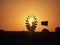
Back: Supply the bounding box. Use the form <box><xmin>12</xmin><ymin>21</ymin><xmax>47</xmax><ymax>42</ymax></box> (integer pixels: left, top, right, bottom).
<box><xmin>42</xmin><ymin>28</ymin><xmax>49</xmax><ymax>33</ymax></box>
<box><xmin>0</xmin><ymin>29</ymin><xmax>4</xmax><ymax>32</ymax></box>
<box><xmin>55</xmin><ymin>27</ymin><xmax>60</xmax><ymax>32</ymax></box>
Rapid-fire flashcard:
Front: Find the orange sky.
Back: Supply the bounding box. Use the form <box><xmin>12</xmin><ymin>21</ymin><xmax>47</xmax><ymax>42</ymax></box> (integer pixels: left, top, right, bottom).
<box><xmin>0</xmin><ymin>0</ymin><xmax>60</xmax><ymax>32</ymax></box>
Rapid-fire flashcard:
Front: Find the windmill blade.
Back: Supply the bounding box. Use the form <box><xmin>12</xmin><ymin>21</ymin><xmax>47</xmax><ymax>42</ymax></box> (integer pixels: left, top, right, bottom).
<box><xmin>35</xmin><ymin>24</ymin><xmax>37</xmax><ymax>25</ymax></box>
<box><xmin>34</xmin><ymin>18</ymin><xmax>37</xmax><ymax>20</ymax></box>
<box><xmin>25</xmin><ymin>20</ymin><xmax>28</xmax><ymax>22</ymax></box>
<box><xmin>25</xmin><ymin>23</ymin><xmax>28</xmax><ymax>24</ymax></box>
<box><xmin>41</xmin><ymin>21</ymin><xmax>48</xmax><ymax>26</ymax></box>
<box><xmin>35</xmin><ymin>21</ymin><xmax>37</xmax><ymax>23</ymax></box>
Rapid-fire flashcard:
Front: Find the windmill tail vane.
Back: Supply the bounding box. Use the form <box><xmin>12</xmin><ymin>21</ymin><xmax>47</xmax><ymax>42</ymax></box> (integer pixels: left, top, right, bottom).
<box><xmin>41</xmin><ymin>21</ymin><xmax>48</xmax><ymax>26</ymax></box>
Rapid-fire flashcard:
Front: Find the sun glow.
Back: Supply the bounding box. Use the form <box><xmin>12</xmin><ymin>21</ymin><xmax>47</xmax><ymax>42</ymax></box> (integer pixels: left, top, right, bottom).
<box><xmin>29</xmin><ymin>18</ymin><xmax>34</xmax><ymax>26</ymax></box>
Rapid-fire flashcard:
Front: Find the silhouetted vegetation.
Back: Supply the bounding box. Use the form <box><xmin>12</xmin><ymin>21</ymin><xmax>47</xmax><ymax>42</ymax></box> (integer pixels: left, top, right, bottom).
<box><xmin>0</xmin><ymin>29</ymin><xmax>4</xmax><ymax>32</ymax></box>
<box><xmin>42</xmin><ymin>28</ymin><xmax>49</xmax><ymax>33</ymax></box>
<box><xmin>55</xmin><ymin>27</ymin><xmax>60</xmax><ymax>32</ymax></box>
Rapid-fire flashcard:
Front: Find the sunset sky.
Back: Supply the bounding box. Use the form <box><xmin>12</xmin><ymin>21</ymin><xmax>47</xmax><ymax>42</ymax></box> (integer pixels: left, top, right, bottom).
<box><xmin>0</xmin><ymin>0</ymin><xmax>60</xmax><ymax>32</ymax></box>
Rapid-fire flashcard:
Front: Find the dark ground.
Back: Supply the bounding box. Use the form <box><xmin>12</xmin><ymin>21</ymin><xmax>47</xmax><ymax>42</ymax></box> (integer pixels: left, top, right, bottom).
<box><xmin>0</xmin><ymin>29</ymin><xmax>60</xmax><ymax>45</ymax></box>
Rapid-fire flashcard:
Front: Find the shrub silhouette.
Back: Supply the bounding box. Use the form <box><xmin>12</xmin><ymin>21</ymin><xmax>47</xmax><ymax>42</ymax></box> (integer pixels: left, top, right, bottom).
<box><xmin>55</xmin><ymin>27</ymin><xmax>60</xmax><ymax>32</ymax></box>
<box><xmin>0</xmin><ymin>29</ymin><xmax>4</xmax><ymax>32</ymax></box>
<box><xmin>42</xmin><ymin>28</ymin><xmax>49</xmax><ymax>33</ymax></box>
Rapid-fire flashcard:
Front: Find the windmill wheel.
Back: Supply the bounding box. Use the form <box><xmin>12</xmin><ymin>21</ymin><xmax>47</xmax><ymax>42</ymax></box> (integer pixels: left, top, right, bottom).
<box><xmin>25</xmin><ymin>16</ymin><xmax>37</xmax><ymax>32</ymax></box>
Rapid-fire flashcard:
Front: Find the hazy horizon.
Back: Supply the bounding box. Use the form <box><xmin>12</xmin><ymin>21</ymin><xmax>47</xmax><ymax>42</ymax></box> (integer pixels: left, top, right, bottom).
<box><xmin>0</xmin><ymin>0</ymin><xmax>60</xmax><ymax>32</ymax></box>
